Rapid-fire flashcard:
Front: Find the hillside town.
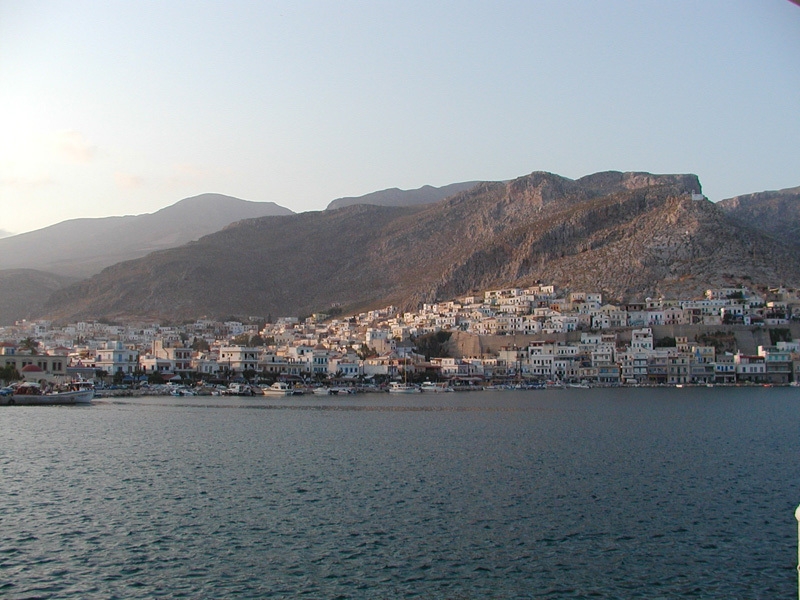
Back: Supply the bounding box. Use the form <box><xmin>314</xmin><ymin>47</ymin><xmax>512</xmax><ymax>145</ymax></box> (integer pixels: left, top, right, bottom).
<box><xmin>2</xmin><ymin>283</ymin><xmax>800</xmax><ymax>391</ymax></box>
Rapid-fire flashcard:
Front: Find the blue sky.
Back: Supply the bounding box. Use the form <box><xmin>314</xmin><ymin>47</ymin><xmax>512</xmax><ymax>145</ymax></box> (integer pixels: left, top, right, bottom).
<box><xmin>1</xmin><ymin>0</ymin><xmax>798</xmax><ymax>236</ymax></box>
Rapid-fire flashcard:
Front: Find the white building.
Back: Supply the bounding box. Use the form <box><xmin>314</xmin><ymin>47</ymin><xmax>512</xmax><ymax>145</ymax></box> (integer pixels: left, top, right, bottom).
<box><xmin>96</xmin><ymin>341</ymin><xmax>139</xmax><ymax>375</ymax></box>
<box><xmin>219</xmin><ymin>346</ymin><xmax>260</xmax><ymax>374</ymax></box>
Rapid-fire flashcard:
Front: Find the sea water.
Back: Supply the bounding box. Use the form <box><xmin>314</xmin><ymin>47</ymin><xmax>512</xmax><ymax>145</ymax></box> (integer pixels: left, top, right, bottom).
<box><xmin>1</xmin><ymin>387</ymin><xmax>799</xmax><ymax>598</ymax></box>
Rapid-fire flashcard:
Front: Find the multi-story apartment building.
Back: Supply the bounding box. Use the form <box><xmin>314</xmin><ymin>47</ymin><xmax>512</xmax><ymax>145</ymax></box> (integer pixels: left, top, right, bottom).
<box><xmin>667</xmin><ymin>355</ymin><xmax>691</xmax><ymax>385</ymax></box>
<box><xmin>757</xmin><ymin>345</ymin><xmax>793</xmax><ymax>384</ymax></box>
<box><xmin>219</xmin><ymin>346</ymin><xmax>260</xmax><ymax>374</ymax></box>
<box><xmin>647</xmin><ymin>351</ymin><xmax>669</xmax><ymax>384</ymax></box>
<box><xmin>734</xmin><ymin>354</ymin><xmax>766</xmax><ymax>383</ymax></box>
<box><xmin>95</xmin><ymin>341</ymin><xmax>139</xmax><ymax>375</ymax></box>
<box><xmin>151</xmin><ymin>340</ymin><xmax>193</xmax><ymax>374</ymax></box>
<box><xmin>618</xmin><ymin>350</ymin><xmax>649</xmax><ymax>383</ymax></box>
<box><xmin>714</xmin><ymin>354</ymin><xmax>736</xmax><ymax>384</ymax></box>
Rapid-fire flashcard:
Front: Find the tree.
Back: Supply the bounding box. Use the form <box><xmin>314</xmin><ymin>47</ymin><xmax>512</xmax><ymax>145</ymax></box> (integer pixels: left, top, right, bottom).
<box><xmin>0</xmin><ymin>364</ymin><xmax>20</xmax><ymax>384</ymax></box>
<box><xmin>769</xmin><ymin>328</ymin><xmax>792</xmax><ymax>345</ymax></box>
<box><xmin>655</xmin><ymin>336</ymin><xmax>677</xmax><ymax>348</ymax></box>
<box><xmin>413</xmin><ymin>331</ymin><xmax>452</xmax><ymax>360</ymax></box>
<box><xmin>358</xmin><ymin>345</ymin><xmax>378</xmax><ymax>360</ymax></box>
<box><xmin>219</xmin><ymin>366</ymin><xmax>233</xmax><ymax>381</ymax></box>
<box><xmin>19</xmin><ymin>337</ymin><xmax>39</xmax><ymax>354</ymax></box>
<box><xmin>192</xmin><ymin>337</ymin><xmax>210</xmax><ymax>352</ymax></box>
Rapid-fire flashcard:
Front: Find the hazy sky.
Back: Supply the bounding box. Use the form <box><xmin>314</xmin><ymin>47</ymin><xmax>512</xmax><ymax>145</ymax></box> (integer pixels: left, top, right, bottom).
<box><xmin>1</xmin><ymin>1</ymin><xmax>799</xmax><ymax>236</ymax></box>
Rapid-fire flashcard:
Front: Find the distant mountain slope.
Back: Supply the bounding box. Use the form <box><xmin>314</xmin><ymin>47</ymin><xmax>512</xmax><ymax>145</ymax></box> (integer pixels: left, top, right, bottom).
<box><xmin>717</xmin><ymin>185</ymin><xmax>800</xmax><ymax>248</ymax></box>
<box><xmin>0</xmin><ymin>194</ymin><xmax>294</xmax><ymax>278</ymax></box>
<box><xmin>41</xmin><ymin>170</ymin><xmax>800</xmax><ymax>324</ymax></box>
<box><xmin>0</xmin><ymin>270</ymin><xmax>79</xmax><ymax>326</ymax></box>
<box><xmin>326</xmin><ymin>181</ymin><xmax>479</xmax><ymax>210</ymax></box>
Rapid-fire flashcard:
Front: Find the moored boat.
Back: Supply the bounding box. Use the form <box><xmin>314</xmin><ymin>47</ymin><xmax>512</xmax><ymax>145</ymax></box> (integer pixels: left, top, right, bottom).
<box><xmin>170</xmin><ymin>385</ymin><xmax>197</xmax><ymax>396</ymax></box>
<box><xmin>224</xmin><ymin>383</ymin><xmax>255</xmax><ymax>396</ymax></box>
<box><xmin>420</xmin><ymin>381</ymin><xmax>454</xmax><ymax>393</ymax></box>
<box><xmin>388</xmin><ymin>381</ymin><xmax>420</xmax><ymax>394</ymax></box>
<box><xmin>2</xmin><ymin>382</ymin><xmax>94</xmax><ymax>406</ymax></box>
<box><xmin>262</xmin><ymin>381</ymin><xmax>296</xmax><ymax>396</ymax></box>
<box><xmin>313</xmin><ymin>386</ymin><xmax>355</xmax><ymax>395</ymax></box>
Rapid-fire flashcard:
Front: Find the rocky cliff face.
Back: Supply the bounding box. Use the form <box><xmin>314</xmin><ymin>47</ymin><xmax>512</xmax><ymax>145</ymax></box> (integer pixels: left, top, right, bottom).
<box><xmin>717</xmin><ymin>186</ymin><xmax>800</xmax><ymax>248</ymax></box>
<box><xmin>41</xmin><ymin>170</ymin><xmax>800</xmax><ymax>323</ymax></box>
<box><xmin>0</xmin><ymin>270</ymin><xmax>79</xmax><ymax>325</ymax></box>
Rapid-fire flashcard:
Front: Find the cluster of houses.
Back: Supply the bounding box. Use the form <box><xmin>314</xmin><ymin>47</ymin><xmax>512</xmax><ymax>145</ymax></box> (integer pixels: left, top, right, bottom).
<box><xmin>1</xmin><ymin>284</ymin><xmax>799</xmax><ymax>387</ymax></box>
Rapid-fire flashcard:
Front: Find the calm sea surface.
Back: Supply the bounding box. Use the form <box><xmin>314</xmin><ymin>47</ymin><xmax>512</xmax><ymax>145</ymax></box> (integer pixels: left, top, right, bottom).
<box><xmin>1</xmin><ymin>387</ymin><xmax>799</xmax><ymax>598</ymax></box>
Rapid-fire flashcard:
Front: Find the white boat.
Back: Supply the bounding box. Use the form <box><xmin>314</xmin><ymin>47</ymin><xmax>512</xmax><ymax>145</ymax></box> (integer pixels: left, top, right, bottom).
<box><xmin>262</xmin><ymin>381</ymin><xmax>296</xmax><ymax>396</ymax></box>
<box><xmin>332</xmin><ymin>387</ymin><xmax>354</xmax><ymax>395</ymax></box>
<box><xmin>388</xmin><ymin>381</ymin><xmax>420</xmax><ymax>394</ymax></box>
<box><xmin>420</xmin><ymin>381</ymin><xmax>453</xmax><ymax>393</ymax></box>
<box><xmin>225</xmin><ymin>383</ymin><xmax>256</xmax><ymax>396</ymax></box>
<box><xmin>2</xmin><ymin>382</ymin><xmax>94</xmax><ymax>406</ymax></box>
<box><xmin>313</xmin><ymin>386</ymin><xmax>353</xmax><ymax>395</ymax></box>
<box><xmin>170</xmin><ymin>385</ymin><xmax>197</xmax><ymax>396</ymax></box>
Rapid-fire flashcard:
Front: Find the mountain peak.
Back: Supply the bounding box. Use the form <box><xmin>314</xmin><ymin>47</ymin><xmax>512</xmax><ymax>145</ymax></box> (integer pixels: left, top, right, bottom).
<box><xmin>0</xmin><ymin>193</ymin><xmax>294</xmax><ymax>278</ymax></box>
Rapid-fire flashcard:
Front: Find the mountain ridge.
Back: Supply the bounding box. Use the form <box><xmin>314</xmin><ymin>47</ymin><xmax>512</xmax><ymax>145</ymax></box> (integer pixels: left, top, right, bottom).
<box><xmin>0</xmin><ymin>193</ymin><xmax>294</xmax><ymax>278</ymax></box>
<box><xmin>326</xmin><ymin>181</ymin><xmax>480</xmax><ymax>210</ymax></box>
<box><xmin>0</xmin><ymin>270</ymin><xmax>80</xmax><ymax>326</ymax></box>
<box><xmin>39</xmin><ymin>170</ymin><xmax>800</xmax><ymax>324</ymax></box>
<box><xmin>717</xmin><ymin>185</ymin><xmax>800</xmax><ymax>249</ymax></box>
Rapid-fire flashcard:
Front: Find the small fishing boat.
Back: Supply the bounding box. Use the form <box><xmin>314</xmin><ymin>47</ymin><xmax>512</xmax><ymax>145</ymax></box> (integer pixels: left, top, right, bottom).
<box><xmin>1</xmin><ymin>382</ymin><xmax>94</xmax><ymax>406</ymax></box>
<box><xmin>262</xmin><ymin>381</ymin><xmax>296</xmax><ymax>396</ymax></box>
<box><xmin>388</xmin><ymin>381</ymin><xmax>420</xmax><ymax>394</ymax></box>
<box><xmin>420</xmin><ymin>381</ymin><xmax>453</xmax><ymax>393</ymax></box>
<box><xmin>313</xmin><ymin>386</ymin><xmax>353</xmax><ymax>395</ymax></box>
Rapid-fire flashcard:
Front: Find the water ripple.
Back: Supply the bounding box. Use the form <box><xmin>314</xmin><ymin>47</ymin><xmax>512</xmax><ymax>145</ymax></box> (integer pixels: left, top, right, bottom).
<box><xmin>1</xmin><ymin>387</ymin><xmax>798</xmax><ymax>597</ymax></box>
